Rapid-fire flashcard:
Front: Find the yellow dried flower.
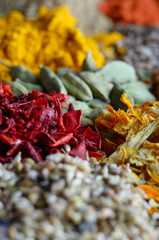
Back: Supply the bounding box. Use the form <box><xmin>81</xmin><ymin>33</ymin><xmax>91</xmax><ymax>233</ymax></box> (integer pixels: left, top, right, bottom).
<box><xmin>95</xmin><ymin>95</ymin><xmax>159</xmax><ymax>187</ymax></box>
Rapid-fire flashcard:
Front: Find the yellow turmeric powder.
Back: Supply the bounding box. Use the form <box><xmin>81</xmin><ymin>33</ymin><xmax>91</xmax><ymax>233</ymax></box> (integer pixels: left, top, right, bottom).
<box><xmin>0</xmin><ymin>6</ymin><xmax>124</xmax><ymax>82</ymax></box>
<box><xmin>0</xmin><ymin>6</ymin><xmax>102</xmax><ymax>81</ymax></box>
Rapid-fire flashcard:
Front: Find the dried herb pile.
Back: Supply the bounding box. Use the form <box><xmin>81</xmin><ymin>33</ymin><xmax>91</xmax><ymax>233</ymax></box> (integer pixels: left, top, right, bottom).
<box><xmin>0</xmin><ymin>81</ymin><xmax>103</xmax><ymax>163</ymax></box>
<box><xmin>0</xmin><ymin>5</ymin><xmax>125</xmax><ymax>83</ymax></box>
<box><xmin>0</xmin><ymin>153</ymin><xmax>158</xmax><ymax>240</ymax></box>
<box><xmin>95</xmin><ymin>94</ymin><xmax>159</xmax><ymax>199</ymax></box>
<box><xmin>99</xmin><ymin>0</ymin><xmax>159</xmax><ymax>25</ymax></box>
<box><xmin>94</xmin><ymin>91</ymin><xmax>159</xmax><ymax>209</ymax></box>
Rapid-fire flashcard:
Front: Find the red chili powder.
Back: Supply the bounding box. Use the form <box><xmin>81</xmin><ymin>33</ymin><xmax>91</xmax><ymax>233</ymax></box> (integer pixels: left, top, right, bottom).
<box><xmin>99</xmin><ymin>0</ymin><xmax>159</xmax><ymax>25</ymax></box>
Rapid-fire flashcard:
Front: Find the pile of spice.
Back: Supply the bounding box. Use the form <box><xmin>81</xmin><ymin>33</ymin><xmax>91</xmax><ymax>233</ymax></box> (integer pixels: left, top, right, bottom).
<box><xmin>95</xmin><ymin>94</ymin><xmax>159</xmax><ymax>205</ymax></box>
<box><xmin>0</xmin><ymin>81</ymin><xmax>103</xmax><ymax>163</ymax></box>
<box><xmin>113</xmin><ymin>24</ymin><xmax>159</xmax><ymax>77</ymax></box>
<box><xmin>1</xmin><ymin>52</ymin><xmax>156</xmax><ymax>123</ymax></box>
<box><xmin>0</xmin><ymin>5</ymin><xmax>125</xmax><ymax>83</ymax></box>
<box><xmin>0</xmin><ymin>5</ymin><xmax>104</xmax><ymax>81</ymax></box>
<box><xmin>0</xmin><ymin>153</ymin><xmax>158</xmax><ymax>240</ymax></box>
<box><xmin>99</xmin><ymin>0</ymin><xmax>159</xmax><ymax>25</ymax></box>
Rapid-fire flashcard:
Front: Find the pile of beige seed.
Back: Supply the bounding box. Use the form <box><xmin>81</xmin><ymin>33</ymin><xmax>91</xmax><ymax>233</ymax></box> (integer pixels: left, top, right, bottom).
<box><xmin>0</xmin><ymin>153</ymin><xmax>158</xmax><ymax>240</ymax></box>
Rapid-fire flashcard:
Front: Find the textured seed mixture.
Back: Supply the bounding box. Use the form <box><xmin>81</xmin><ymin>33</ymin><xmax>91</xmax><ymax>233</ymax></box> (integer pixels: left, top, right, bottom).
<box><xmin>0</xmin><ymin>153</ymin><xmax>158</xmax><ymax>240</ymax></box>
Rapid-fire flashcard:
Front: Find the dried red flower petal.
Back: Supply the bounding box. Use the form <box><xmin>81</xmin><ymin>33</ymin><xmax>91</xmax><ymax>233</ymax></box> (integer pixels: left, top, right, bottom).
<box><xmin>69</xmin><ymin>142</ymin><xmax>87</xmax><ymax>160</ymax></box>
<box><xmin>0</xmin><ymin>82</ymin><xmax>103</xmax><ymax>162</ymax></box>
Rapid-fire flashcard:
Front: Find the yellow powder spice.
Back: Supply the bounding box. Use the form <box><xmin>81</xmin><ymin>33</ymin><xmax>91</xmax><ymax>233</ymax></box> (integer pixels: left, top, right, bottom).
<box><xmin>0</xmin><ymin>6</ymin><xmax>104</xmax><ymax>82</ymax></box>
<box><xmin>0</xmin><ymin>6</ymin><xmax>124</xmax><ymax>82</ymax></box>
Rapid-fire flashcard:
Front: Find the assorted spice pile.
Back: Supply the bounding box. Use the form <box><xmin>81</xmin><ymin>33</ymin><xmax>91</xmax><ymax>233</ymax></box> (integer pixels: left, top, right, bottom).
<box><xmin>99</xmin><ymin>0</ymin><xmax>159</xmax><ymax>25</ymax></box>
<box><xmin>1</xmin><ymin>52</ymin><xmax>156</xmax><ymax>123</ymax></box>
<box><xmin>1</xmin><ymin>3</ymin><xmax>159</xmax><ymax>239</ymax></box>
<box><xmin>0</xmin><ymin>153</ymin><xmax>159</xmax><ymax>240</ymax></box>
<box><xmin>0</xmin><ymin>5</ymin><xmax>125</xmax><ymax>82</ymax></box>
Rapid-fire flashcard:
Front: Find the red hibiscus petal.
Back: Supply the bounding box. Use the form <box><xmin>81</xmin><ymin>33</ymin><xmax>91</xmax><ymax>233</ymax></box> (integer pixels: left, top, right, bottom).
<box><xmin>88</xmin><ymin>150</ymin><xmax>105</xmax><ymax>158</ymax></box>
<box><xmin>63</xmin><ymin>110</ymin><xmax>82</xmax><ymax>132</ymax></box>
<box><xmin>51</xmin><ymin>133</ymin><xmax>73</xmax><ymax>147</ymax></box>
<box><xmin>69</xmin><ymin>142</ymin><xmax>87</xmax><ymax>160</ymax></box>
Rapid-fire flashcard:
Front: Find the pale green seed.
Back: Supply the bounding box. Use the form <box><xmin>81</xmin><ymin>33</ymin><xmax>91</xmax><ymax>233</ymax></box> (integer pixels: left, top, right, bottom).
<box><xmin>109</xmin><ymin>85</ymin><xmax>134</xmax><ymax>110</ymax></box>
<box><xmin>61</xmin><ymin>73</ymin><xmax>93</xmax><ymax>101</ymax></box>
<box><xmin>123</xmin><ymin>81</ymin><xmax>156</xmax><ymax>105</ymax></box>
<box><xmin>80</xmin><ymin>71</ymin><xmax>113</xmax><ymax>101</ymax></box>
<box><xmin>5</xmin><ymin>82</ymin><xmax>29</xmax><ymax>96</ymax></box>
<box><xmin>40</xmin><ymin>66</ymin><xmax>67</xmax><ymax>94</ymax></box>
<box><xmin>96</xmin><ymin>60</ymin><xmax>138</xmax><ymax>84</ymax></box>
<box><xmin>81</xmin><ymin>51</ymin><xmax>97</xmax><ymax>72</ymax></box>
<box><xmin>15</xmin><ymin>79</ymin><xmax>44</xmax><ymax>92</ymax></box>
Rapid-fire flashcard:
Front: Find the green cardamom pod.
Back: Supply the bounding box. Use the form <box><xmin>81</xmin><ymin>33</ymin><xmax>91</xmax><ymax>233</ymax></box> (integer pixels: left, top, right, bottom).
<box><xmin>15</xmin><ymin>78</ymin><xmax>44</xmax><ymax>92</ymax></box>
<box><xmin>72</xmin><ymin>100</ymin><xmax>92</xmax><ymax>116</ymax></box>
<box><xmin>109</xmin><ymin>85</ymin><xmax>134</xmax><ymax>110</ymax></box>
<box><xmin>61</xmin><ymin>72</ymin><xmax>93</xmax><ymax>101</ymax></box>
<box><xmin>85</xmin><ymin>108</ymin><xmax>105</xmax><ymax>121</ymax></box>
<box><xmin>5</xmin><ymin>81</ymin><xmax>29</xmax><ymax>96</ymax></box>
<box><xmin>66</xmin><ymin>95</ymin><xmax>76</xmax><ymax>104</ymax></box>
<box><xmin>79</xmin><ymin>71</ymin><xmax>113</xmax><ymax>101</ymax></box>
<box><xmin>96</xmin><ymin>60</ymin><xmax>138</xmax><ymax>84</ymax></box>
<box><xmin>81</xmin><ymin>117</ymin><xmax>94</xmax><ymax>125</ymax></box>
<box><xmin>40</xmin><ymin>66</ymin><xmax>67</xmax><ymax>94</ymax></box>
<box><xmin>88</xmin><ymin>98</ymin><xmax>107</xmax><ymax>109</ymax></box>
<box><xmin>123</xmin><ymin>82</ymin><xmax>156</xmax><ymax>105</ymax></box>
<box><xmin>57</xmin><ymin>67</ymin><xmax>75</xmax><ymax>77</ymax></box>
<box><xmin>0</xmin><ymin>59</ymin><xmax>39</xmax><ymax>83</ymax></box>
<box><xmin>81</xmin><ymin>51</ymin><xmax>97</xmax><ymax>72</ymax></box>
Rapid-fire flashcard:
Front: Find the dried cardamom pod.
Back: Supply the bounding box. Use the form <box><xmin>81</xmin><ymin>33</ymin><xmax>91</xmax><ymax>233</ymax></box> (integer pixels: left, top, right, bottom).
<box><xmin>123</xmin><ymin>82</ymin><xmax>156</xmax><ymax>105</ymax></box>
<box><xmin>66</xmin><ymin>95</ymin><xmax>76</xmax><ymax>104</ymax></box>
<box><xmin>72</xmin><ymin>100</ymin><xmax>92</xmax><ymax>116</ymax></box>
<box><xmin>80</xmin><ymin>71</ymin><xmax>113</xmax><ymax>101</ymax></box>
<box><xmin>5</xmin><ymin>82</ymin><xmax>28</xmax><ymax>96</ymax></box>
<box><xmin>96</xmin><ymin>60</ymin><xmax>138</xmax><ymax>84</ymax></box>
<box><xmin>109</xmin><ymin>85</ymin><xmax>134</xmax><ymax>110</ymax></box>
<box><xmin>81</xmin><ymin>117</ymin><xmax>94</xmax><ymax>125</ymax></box>
<box><xmin>88</xmin><ymin>98</ymin><xmax>107</xmax><ymax>109</ymax></box>
<box><xmin>15</xmin><ymin>79</ymin><xmax>44</xmax><ymax>92</ymax></box>
<box><xmin>40</xmin><ymin>66</ymin><xmax>67</xmax><ymax>94</ymax></box>
<box><xmin>81</xmin><ymin>51</ymin><xmax>97</xmax><ymax>72</ymax></box>
<box><xmin>61</xmin><ymin>73</ymin><xmax>93</xmax><ymax>101</ymax></box>
<box><xmin>85</xmin><ymin>108</ymin><xmax>106</xmax><ymax>121</ymax></box>
<box><xmin>0</xmin><ymin>59</ymin><xmax>39</xmax><ymax>83</ymax></box>
<box><xmin>57</xmin><ymin>67</ymin><xmax>75</xmax><ymax>77</ymax></box>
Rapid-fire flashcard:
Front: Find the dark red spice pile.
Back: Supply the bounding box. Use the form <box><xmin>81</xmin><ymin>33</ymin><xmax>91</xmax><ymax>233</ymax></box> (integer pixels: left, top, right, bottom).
<box><xmin>0</xmin><ymin>82</ymin><xmax>103</xmax><ymax>163</ymax></box>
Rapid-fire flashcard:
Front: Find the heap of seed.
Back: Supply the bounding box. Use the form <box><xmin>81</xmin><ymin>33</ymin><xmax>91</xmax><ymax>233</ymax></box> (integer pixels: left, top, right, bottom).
<box><xmin>0</xmin><ymin>153</ymin><xmax>158</xmax><ymax>240</ymax></box>
<box><xmin>114</xmin><ymin>24</ymin><xmax>159</xmax><ymax>75</ymax></box>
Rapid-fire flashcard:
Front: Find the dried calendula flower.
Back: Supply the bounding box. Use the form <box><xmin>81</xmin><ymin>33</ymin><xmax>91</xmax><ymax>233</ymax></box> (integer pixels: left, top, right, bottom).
<box><xmin>95</xmin><ymin>94</ymin><xmax>159</xmax><ymax>186</ymax></box>
<box><xmin>137</xmin><ymin>185</ymin><xmax>159</xmax><ymax>202</ymax></box>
